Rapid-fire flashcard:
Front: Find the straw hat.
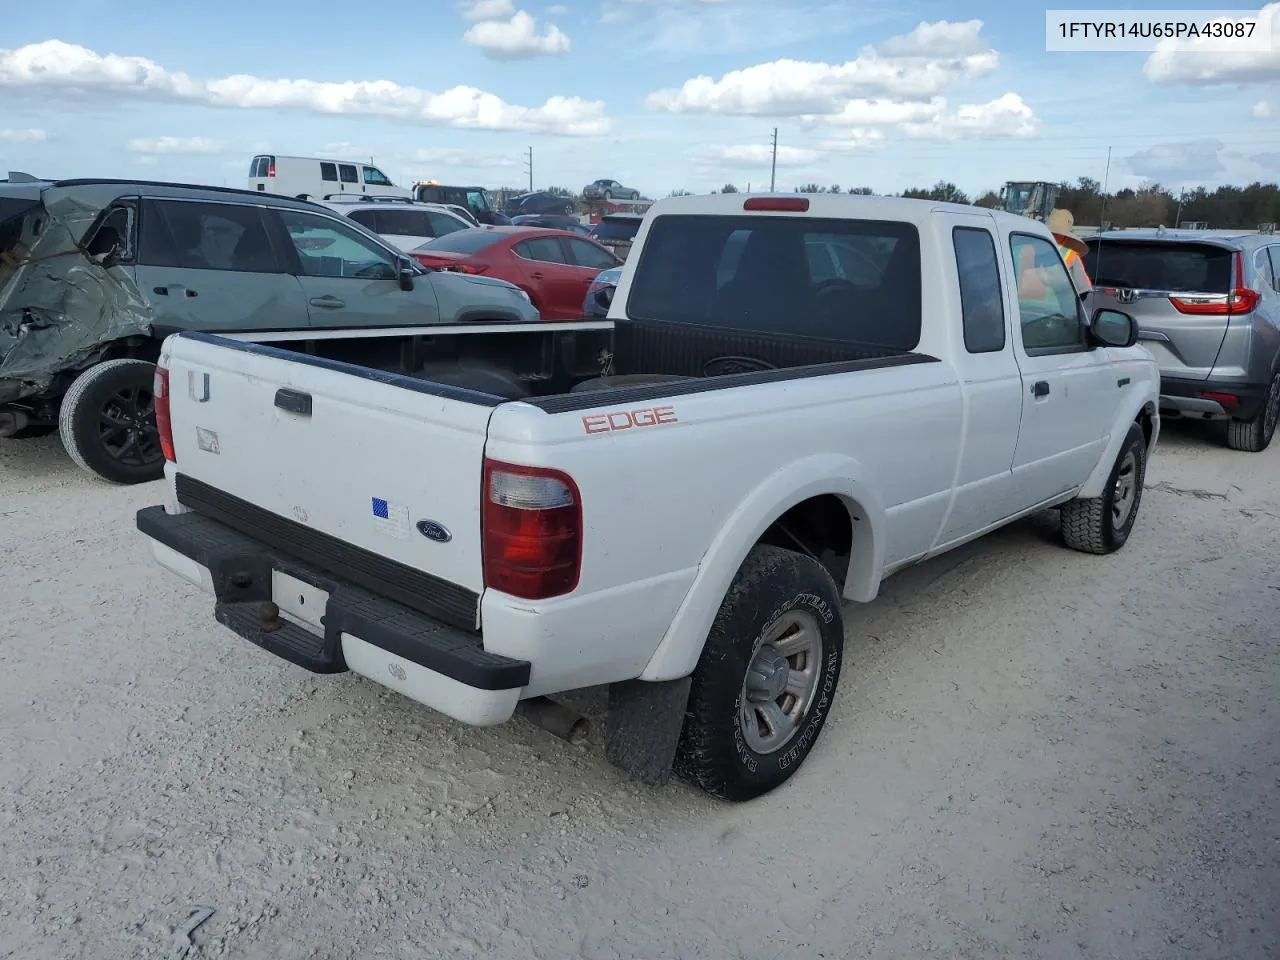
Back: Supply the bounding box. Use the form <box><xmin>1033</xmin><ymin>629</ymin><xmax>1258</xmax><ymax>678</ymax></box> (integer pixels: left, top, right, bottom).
<box><xmin>1046</xmin><ymin>208</ymin><xmax>1088</xmax><ymax>256</ymax></box>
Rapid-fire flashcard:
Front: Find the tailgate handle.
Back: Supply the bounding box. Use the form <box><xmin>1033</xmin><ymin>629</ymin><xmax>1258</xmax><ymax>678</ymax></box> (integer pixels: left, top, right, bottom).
<box><xmin>275</xmin><ymin>388</ymin><xmax>313</xmax><ymax>416</ymax></box>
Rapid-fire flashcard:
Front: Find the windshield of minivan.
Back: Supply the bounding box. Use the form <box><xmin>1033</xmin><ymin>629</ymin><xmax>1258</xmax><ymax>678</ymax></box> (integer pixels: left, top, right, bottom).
<box><xmin>1083</xmin><ymin>240</ymin><xmax>1233</xmax><ymax>292</ymax></box>
<box><xmin>627</xmin><ymin>214</ymin><xmax>921</xmax><ymax>348</ymax></box>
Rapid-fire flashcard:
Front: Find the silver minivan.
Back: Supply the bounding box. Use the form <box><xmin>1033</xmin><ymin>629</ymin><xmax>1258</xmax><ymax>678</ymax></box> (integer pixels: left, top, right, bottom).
<box><xmin>1084</xmin><ymin>230</ymin><xmax>1280</xmax><ymax>451</ymax></box>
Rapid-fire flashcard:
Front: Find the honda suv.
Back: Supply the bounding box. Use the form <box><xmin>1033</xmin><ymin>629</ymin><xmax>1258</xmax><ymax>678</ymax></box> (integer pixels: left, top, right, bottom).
<box><xmin>1084</xmin><ymin>230</ymin><xmax>1280</xmax><ymax>451</ymax></box>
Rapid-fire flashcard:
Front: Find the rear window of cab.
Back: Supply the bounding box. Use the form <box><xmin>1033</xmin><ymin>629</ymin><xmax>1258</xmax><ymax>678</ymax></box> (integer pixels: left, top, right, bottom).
<box><xmin>626</xmin><ymin>214</ymin><xmax>922</xmax><ymax>350</ymax></box>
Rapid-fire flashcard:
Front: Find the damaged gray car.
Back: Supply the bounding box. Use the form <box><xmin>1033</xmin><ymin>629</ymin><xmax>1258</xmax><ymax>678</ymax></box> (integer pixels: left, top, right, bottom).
<box><xmin>0</xmin><ymin>173</ymin><xmax>540</xmax><ymax>483</ymax></box>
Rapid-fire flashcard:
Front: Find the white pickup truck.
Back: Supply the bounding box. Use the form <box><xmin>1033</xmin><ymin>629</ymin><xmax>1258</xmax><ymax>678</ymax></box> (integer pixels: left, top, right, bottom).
<box><xmin>136</xmin><ymin>194</ymin><xmax>1160</xmax><ymax>801</ymax></box>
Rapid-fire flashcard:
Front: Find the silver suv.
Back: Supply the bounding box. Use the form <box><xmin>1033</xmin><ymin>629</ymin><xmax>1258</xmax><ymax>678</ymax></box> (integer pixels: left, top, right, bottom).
<box><xmin>1084</xmin><ymin>230</ymin><xmax>1280</xmax><ymax>451</ymax></box>
<box><xmin>0</xmin><ymin>175</ymin><xmax>539</xmax><ymax>483</ymax></box>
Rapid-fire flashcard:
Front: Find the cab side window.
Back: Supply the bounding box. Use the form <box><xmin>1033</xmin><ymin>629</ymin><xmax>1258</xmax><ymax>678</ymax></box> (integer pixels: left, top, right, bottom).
<box><xmin>83</xmin><ymin>203</ymin><xmax>137</xmax><ymax>262</ymax></box>
<box><xmin>1009</xmin><ymin>233</ymin><xmax>1084</xmax><ymax>353</ymax></box>
<box><xmin>953</xmin><ymin>226</ymin><xmax>1005</xmax><ymax>353</ymax></box>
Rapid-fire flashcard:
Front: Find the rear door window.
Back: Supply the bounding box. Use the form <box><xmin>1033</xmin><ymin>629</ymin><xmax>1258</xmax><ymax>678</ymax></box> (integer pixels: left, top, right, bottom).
<box><xmin>1254</xmin><ymin>247</ymin><xmax>1275</xmax><ymax>292</ymax></box>
<box><xmin>418</xmin><ymin>229</ymin><xmax>504</xmax><ymax>255</ymax></box>
<box><xmin>138</xmin><ymin>199</ymin><xmax>281</xmax><ymax>273</ymax></box>
<box><xmin>1269</xmin><ymin>247</ymin><xmax>1280</xmax><ymax>292</ymax></box>
<box><xmin>375</xmin><ymin>209</ymin><xmax>430</xmax><ymax>237</ymax></box>
<box><xmin>1082</xmin><ymin>241</ymin><xmax>1232</xmax><ymax>293</ymax></box>
<box><xmin>952</xmin><ymin>226</ymin><xmax>1005</xmax><ymax>353</ymax></box>
<box><xmin>626</xmin><ymin>214</ymin><xmax>921</xmax><ymax>348</ymax></box>
<box><xmin>516</xmin><ymin>237</ymin><xmax>568</xmax><ymax>264</ymax></box>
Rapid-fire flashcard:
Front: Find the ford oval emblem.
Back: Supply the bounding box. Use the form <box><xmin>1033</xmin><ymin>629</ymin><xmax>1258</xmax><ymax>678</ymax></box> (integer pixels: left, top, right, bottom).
<box><xmin>416</xmin><ymin>519</ymin><xmax>452</xmax><ymax>543</ymax></box>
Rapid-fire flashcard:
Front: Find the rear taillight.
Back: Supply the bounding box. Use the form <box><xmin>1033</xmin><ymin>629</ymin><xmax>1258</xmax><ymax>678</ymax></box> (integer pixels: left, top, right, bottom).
<box><xmin>267</xmin><ymin>162</ymin><xmax>276</xmax><ymax>177</ymax></box>
<box><xmin>1169</xmin><ymin>252</ymin><xmax>1260</xmax><ymax>315</ymax></box>
<box><xmin>1201</xmin><ymin>391</ymin><xmax>1239</xmax><ymax>408</ymax></box>
<box><xmin>482</xmin><ymin>460</ymin><xmax>581</xmax><ymax>600</ymax></box>
<box><xmin>153</xmin><ymin>365</ymin><xmax>175</xmax><ymax>463</ymax></box>
<box><xmin>453</xmin><ymin>263</ymin><xmax>487</xmax><ymax>275</ymax></box>
<box><xmin>743</xmin><ymin>196</ymin><xmax>809</xmax><ymax>212</ymax></box>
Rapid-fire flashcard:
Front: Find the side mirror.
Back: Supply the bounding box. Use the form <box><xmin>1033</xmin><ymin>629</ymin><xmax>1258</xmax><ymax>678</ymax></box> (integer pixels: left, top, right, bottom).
<box><xmin>398</xmin><ymin>259</ymin><xmax>415</xmax><ymax>291</ymax></box>
<box><xmin>1090</xmin><ymin>308</ymin><xmax>1139</xmax><ymax>348</ymax></box>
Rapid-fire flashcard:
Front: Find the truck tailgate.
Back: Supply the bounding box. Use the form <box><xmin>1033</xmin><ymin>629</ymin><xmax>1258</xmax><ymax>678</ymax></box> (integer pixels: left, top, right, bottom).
<box><xmin>160</xmin><ymin>334</ymin><xmax>494</xmax><ymax>623</ymax></box>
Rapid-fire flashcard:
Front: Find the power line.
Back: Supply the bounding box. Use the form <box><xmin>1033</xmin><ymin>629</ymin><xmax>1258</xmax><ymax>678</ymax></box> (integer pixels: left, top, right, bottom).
<box><xmin>770</xmin><ymin>127</ymin><xmax>778</xmax><ymax>191</ymax></box>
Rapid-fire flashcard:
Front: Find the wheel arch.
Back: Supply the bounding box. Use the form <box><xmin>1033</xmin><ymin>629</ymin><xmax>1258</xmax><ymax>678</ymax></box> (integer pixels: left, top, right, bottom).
<box><xmin>1079</xmin><ymin>394</ymin><xmax>1158</xmax><ymax>500</ymax></box>
<box><xmin>638</xmin><ymin>454</ymin><xmax>886</xmax><ymax>682</ymax></box>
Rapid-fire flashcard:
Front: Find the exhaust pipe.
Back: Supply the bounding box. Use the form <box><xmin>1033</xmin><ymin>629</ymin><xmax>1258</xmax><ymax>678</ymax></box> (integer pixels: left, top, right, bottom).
<box><xmin>0</xmin><ymin>409</ymin><xmax>31</xmax><ymax>438</ymax></box>
<box><xmin>519</xmin><ymin>696</ymin><xmax>589</xmax><ymax>744</ymax></box>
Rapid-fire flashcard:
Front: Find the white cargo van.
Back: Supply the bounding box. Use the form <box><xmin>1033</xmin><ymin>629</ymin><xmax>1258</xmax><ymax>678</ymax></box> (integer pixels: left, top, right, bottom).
<box><xmin>248</xmin><ymin>155</ymin><xmax>411</xmax><ymax>200</ymax></box>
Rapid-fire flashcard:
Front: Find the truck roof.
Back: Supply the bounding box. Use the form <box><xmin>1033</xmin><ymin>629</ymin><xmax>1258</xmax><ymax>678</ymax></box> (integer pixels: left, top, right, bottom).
<box><xmin>647</xmin><ymin>192</ymin><xmax>1020</xmax><ymax>230</ymax></box>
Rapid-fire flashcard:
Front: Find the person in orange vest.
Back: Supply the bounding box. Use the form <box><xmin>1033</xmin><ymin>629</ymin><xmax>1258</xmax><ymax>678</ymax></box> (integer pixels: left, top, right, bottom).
<box><xmin>1046</xmin><ymin>208</ymin><xmax>1092</xmax><ymax>293</ymax></box>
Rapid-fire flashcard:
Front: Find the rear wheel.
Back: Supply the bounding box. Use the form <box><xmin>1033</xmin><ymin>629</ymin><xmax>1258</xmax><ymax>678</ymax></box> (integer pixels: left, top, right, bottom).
<box><xmin>58</xmin><ymin>359</ymin><xmax>165</xmax><ymax>484</ymax></box>
<box><xmin>1226</xmin><ymin>373</ymin><xmax>1280</xmax><ymax>452</ymax></box>
<box><xmin>603</xmin><ymin>190</ymin><xmax>613</xmax><ymax>200</ymax></box>
<box><xmin>675</xmin><ymin>545</ymin><xmax>844</xmax><ymax>801</ymax></box>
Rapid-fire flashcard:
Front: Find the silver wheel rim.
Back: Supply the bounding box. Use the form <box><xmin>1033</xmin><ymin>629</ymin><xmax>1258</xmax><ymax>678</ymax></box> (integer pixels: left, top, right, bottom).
<box><xmin>1111</xmin><ymin>450</ymin><xmax>1138</xmax><ymax>528</ymax></box>
<box><xmin>739</xmin><ymin>610</ymin><xmax>823</xmax><ymax>755</ymax></box>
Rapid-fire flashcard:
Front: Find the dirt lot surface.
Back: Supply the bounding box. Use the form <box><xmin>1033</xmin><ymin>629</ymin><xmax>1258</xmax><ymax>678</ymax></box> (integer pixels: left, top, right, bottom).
<box><xmin>2</xmin><ymin>423</ymin><xmax>1277</xmax><ymax>960</ymax></box>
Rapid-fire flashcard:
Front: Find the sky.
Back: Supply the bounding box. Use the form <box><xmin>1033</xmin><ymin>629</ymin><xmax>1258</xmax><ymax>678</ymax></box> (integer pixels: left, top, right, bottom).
<box><xmin>1</xmin><ymin>0</ymin><xmax>1278</xmax><ymax>199</ymax></box>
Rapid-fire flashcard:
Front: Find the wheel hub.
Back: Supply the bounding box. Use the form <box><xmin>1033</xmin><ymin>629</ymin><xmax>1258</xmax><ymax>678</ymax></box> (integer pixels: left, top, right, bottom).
<box><xmin>745</xmin><ymin>646</ymin><xmax>790</xmax><ymax>702</ymax></box>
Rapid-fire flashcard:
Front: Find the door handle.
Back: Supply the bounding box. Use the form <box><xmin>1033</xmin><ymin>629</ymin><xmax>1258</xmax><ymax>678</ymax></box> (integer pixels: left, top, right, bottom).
<box><xmin>529</xmin><ymin>272</ymin><xmax>545</xmax><ymax>279</ymax></box>
<box><xmin>309</xmin><ymin>296</ymin><xmax>345</xmax><ymax>308</ymax></box>
<box><xmin>153</xmin><ymin>285</ymin><xmax>198</xmax><ymax>298</ymax></box>
<box><xmin>1032</xmin><ymin>380</ymin><xmax>1050</xmax><ymax>398</ymax></box>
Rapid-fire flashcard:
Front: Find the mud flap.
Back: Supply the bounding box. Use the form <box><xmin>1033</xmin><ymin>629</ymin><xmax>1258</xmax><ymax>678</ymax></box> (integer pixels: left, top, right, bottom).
<box><xmin>604</xmin><ymin>676</ymin><xmax>692</xmax><ymax>787</ymax></box>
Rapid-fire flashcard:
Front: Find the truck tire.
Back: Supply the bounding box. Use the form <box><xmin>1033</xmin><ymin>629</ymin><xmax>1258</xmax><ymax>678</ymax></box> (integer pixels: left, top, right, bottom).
<box><xmin>675</xmin><ymin>545</ymin><xmax>844</xmax><ymax>801</ymax></box>
<box><xmin>58</xmin><ymin>359</ymin><xmax>165</xmax><ymax>485</ymax></box>
<box><xmin>1225</xmin><ymin>372</ymin><xmax>1280</xmax><ymax>452</ymax></box>
<box><xmin>1060</xmin><ymin>422</ymin><xmax>1147</xmax><ymax>554</ymax></box>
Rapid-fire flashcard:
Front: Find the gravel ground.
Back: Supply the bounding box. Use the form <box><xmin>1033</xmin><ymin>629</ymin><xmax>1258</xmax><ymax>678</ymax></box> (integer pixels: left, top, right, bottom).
<box><xmin>2</xmin><ymin>422</ymin><xmax>1277</xmax><ymax>960</ymax></box>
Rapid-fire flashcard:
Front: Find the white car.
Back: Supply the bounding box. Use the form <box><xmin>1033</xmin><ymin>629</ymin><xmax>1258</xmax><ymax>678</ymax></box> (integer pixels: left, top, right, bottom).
<box><xmin>136</xmin><ymin>193</ymin><xmax>1160</xmax><ymax>802</ymax></box>
<box><xmin>319</xmin><ymin>198</ymin><xmax>474</xmax><ymax>253</ymax></box>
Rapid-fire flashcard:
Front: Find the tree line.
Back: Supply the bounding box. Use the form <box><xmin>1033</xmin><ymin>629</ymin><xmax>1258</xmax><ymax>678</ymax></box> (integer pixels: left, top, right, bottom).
<box><xmin>688</xmin><ymin>179</ymin><xmax>1280</xmax><ymax>229</ymax></box>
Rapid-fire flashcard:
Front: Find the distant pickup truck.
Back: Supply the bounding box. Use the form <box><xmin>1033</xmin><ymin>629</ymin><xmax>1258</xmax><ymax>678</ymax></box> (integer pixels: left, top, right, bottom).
<box><xmin>136</xmin><ymin>194</ymin><xmax>1159</xmax><ymax>801</ymax></box>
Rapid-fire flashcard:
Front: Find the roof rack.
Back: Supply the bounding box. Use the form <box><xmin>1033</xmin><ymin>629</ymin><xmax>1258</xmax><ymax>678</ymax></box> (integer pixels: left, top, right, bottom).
<box><xmin>320</xmin><ymin>194</ymin><xmax>423</xmax><ymax>204</ymax></box>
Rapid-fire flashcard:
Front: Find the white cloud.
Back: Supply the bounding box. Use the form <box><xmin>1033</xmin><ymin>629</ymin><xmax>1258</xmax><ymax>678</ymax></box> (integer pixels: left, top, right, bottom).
<box><xmin>462</xmin><ymin>11</ymin><xmax>570</xmax><ymax>59</ymax></box>
<box><xmin>1127</xmin><ymin>139</ymin><xmax>1225</xmax><ymax>182</ymax></box>
<box><xmin>319</xmin><ymin>141</ymin><xmax>374</xmax><ymax>159</ymax></box>
<box><xmin>127</xmin><ymin>135</ymin><xmax>226</xmax><ymax>154</ymax></box>
<box><xmin>1254</xmin><ymin>100</ymin><xmax>1275</xmax><ymax>118</ymax></box>
<box><xmin>818</xmin><ymin>129</ymin><xmax>887</xmax><ymax>152</ymax></box>
<box><xmin>874</xmin><ymin>19</ymin><xmax>988</xmax><ymax>58</ymax></box>
<box><xmin>0</xmin><ymin>128</ymin><xmax>47</xmax><ymax>143</ymax></box>
<box><xmin>1144</xmin><ymin>3</ymin><xmax>1280</xmax><ymax>84</ymax></box>
<box><xmin>695</xmin><ymin>143</ymin><xmax>820</xmax><ymax>167</ymax></box>
<box><xmin>0</xmin><ymin>39</ymin><xmax>604</xmax><ymax>135</ymax></box>
<box><xmin>546</xmin><ymin>2</ymin><xmax>569</xmax><ymax>12</ymax></box>
<box><xmin>459</xmin><ymin>0</ymin><xmax>515</xmax><ymax>20</ymax></box>
<box><xmin>899</xmin><ymin>93</ymin><xmax>1039</xmax><ymax>140</ymax></box>
<box><xmin>809</xmin><ymin>97</ymin><xmax>946</xmax><ymax>126</ymax></box>
<box><xmin>645</xmin><ymin>19</ymin><xmax>999</xmax><ymax>116</ymax></box>
<box><xmin>410</xmin><ymin>146</ymin><xmax>519</xmax><ymax>168</ymax></box>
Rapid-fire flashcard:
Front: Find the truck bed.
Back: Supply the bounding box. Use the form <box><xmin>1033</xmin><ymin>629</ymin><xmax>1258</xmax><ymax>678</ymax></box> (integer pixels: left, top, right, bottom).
<box><xmin>182</xmin><ymin>316</ymin><xmax>926</xmax><ymax>408</ymax></box>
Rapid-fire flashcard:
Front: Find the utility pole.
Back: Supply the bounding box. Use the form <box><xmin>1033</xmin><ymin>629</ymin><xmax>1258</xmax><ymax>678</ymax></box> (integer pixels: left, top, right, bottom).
<box><xmin>524</xmin><ymin>146</ymin><xmax>533</xmax><ymax>193</ymax></box>
<box><xmin>769</xmin><ymin>128</ymin><xmax>778</xmax><ymax>192</ymax></box>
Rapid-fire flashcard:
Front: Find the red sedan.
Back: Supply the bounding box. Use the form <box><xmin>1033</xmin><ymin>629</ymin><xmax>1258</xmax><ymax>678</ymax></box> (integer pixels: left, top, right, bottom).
<box><xmin>409</xmin><ymin>226</ymin><xmax>621</xmax><ymax>320</ymax></box>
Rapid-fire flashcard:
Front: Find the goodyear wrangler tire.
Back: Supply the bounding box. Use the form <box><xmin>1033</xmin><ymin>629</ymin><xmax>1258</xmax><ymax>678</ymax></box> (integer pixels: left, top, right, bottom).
<box><xmin>674</xmin><ymin>545</ymin><xmax>844</xmax><ymax>802</ymax></box>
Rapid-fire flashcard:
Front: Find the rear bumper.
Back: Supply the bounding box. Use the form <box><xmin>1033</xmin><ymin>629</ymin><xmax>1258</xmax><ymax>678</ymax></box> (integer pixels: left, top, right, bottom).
<box><xmin>137</xmin><ymin>505</ymin><xmax>530</xmax><ymax>725</ymax></box>
<box><xmin>1159</xmin><ymin>375</ymin><xmax>1267</xmax><ymax>421</ymax></box>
